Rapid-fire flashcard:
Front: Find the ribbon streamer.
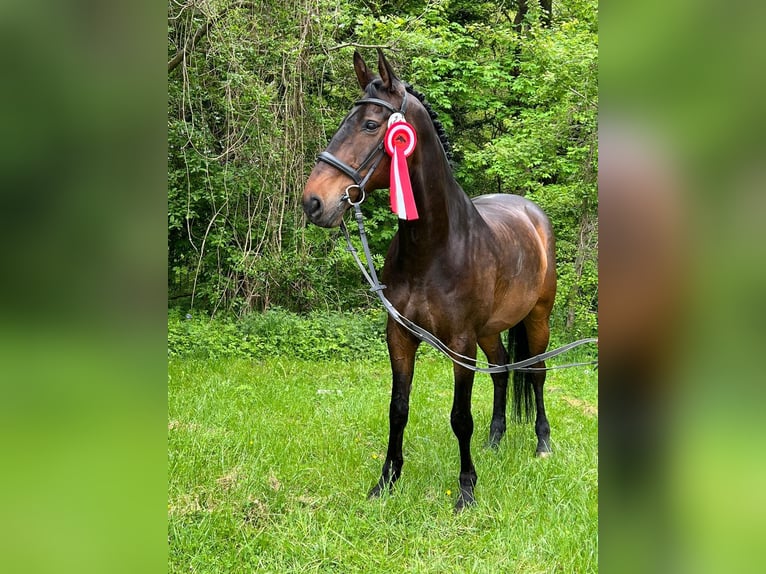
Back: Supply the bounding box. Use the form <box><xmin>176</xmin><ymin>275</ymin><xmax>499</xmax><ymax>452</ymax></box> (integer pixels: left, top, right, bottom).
<box><xmin>384</xmin><ymin>120</ymin><xmax>418</xmax><ymax>220</ymax></box>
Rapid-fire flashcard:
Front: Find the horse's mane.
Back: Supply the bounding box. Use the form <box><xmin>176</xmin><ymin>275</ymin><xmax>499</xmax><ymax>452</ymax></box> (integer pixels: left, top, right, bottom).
<box><xmin>365</xmin><ymin>78</ymin><xmax>454</xmax><ymax>164</ymax></box>
<box><xmin>403</xmin><ymin>83</ymin><xmax>454</xmax><ymax>163</ymax></box>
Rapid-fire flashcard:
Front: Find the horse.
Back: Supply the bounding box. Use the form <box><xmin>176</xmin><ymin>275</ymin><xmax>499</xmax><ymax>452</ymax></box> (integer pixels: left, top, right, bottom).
<box><xmin>302</xmin><ymin>50</ymin><xmax>557</xmax><ymax>511</ymax></box>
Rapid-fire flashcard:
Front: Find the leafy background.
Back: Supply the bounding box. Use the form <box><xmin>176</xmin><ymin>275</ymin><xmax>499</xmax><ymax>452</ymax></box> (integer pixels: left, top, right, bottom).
<box><xmin>168</xmin><ymin>0</ymin><xmax>598</xmax><ymax>337</ymax></box>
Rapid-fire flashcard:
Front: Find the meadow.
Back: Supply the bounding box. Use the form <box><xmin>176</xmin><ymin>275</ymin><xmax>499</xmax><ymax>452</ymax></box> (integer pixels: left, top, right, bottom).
<box><xmin>168</xmin><ymin>331</ymin><xmax>597</xmax><ymax>573</ymax></box>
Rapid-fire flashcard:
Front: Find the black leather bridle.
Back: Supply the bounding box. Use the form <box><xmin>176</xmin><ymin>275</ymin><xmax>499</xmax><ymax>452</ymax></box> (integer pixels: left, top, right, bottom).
<box><xmin>316</xmin><ymin>91</ymin><xmax>409</xmax><ymax>205</ymax></box>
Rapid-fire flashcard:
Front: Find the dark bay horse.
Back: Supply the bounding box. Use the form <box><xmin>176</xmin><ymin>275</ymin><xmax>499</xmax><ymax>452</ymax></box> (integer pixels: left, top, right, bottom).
<box><xmin>302</xmin><ymin>50</ymin><xmax>557</xmax><ymax>510</ymax></box>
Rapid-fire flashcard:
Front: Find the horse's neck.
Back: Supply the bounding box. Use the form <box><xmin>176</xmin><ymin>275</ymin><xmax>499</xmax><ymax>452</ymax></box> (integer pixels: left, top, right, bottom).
<box><xmin>398</xmin><ymin>153</ymin><xmax>478</xmax><ymax>250</ymax></box>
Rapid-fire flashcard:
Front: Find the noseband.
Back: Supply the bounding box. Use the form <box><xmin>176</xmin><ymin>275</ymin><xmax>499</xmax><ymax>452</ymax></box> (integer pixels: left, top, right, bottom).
<box><xmin>316</xmin><ymin>91</ymin><xmax>409</xmax><ymax>204</ymax></box>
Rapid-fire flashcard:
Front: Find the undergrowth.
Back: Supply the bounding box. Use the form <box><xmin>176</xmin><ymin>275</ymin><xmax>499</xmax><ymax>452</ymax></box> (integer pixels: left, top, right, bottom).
<box><xmin>168</xmin><ymin>308</ymin><xmax>390</xmax><ymax>362</ymax></box>
<box><xmin>168</xmin><ymin>307</ymin><xmax>597</xmax><ymax>367</ymax></box>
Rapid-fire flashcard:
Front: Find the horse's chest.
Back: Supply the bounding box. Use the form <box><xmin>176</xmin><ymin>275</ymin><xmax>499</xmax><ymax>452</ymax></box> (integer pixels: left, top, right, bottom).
<box><xmin>386</xmin><ymin>270</ymin><xmax>490</xmax><ymax>331</ymax></box>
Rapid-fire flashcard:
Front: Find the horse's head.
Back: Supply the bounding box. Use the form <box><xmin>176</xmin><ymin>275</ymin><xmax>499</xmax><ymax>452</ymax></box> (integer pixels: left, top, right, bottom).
<box><xmin>303</xmin><ymin>49</ymin><xmax>409</xmax><ymax>228</ymax></box>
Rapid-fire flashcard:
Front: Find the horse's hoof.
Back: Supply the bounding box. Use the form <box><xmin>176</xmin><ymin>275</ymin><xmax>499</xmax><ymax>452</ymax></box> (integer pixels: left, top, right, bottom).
<box><xmin>486</xmin><ymin>432</ymin><xmax>504</xmax><ymax>449</ymax></box>
<box><xmin>454</xmin><ymin>494</ymin><xmax>476</xmax><ymax>513</ymax></box>
<box><xmin>454</xmin><ymin>483</ymin><xmax>476</xmax><ymax>512</ymax></box>
<box><xmin>368</xmin><ymin>478</ymin><xmax>395</xmax><ymax>499</ymax></box>
<box><xmin>535</xmin><ymin>450</ymin><xmax>552</xmax><ymax>459</ymax></box>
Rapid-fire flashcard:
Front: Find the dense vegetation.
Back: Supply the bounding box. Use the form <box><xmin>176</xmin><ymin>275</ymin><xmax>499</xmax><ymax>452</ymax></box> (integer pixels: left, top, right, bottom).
<box><xmin>168</xmin><ymin>0</ymin><xmax>597</xmax><ymax>336</ymax></box>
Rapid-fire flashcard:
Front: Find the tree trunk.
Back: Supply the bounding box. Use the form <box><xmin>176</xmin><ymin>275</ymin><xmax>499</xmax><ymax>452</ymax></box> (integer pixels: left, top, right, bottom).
<box><xmin>512</xmin><ymin>0</ymin><xmax>552</xmax><ymax>32</ymax></box>
<box><xmin>541</xmin><ymin>0</ymin><xmax>552</xmax><ymax>27</ymax></box>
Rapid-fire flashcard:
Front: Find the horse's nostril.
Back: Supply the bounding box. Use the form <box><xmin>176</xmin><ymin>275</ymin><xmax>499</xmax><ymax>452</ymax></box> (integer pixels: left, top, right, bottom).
<box><xmin>304</xmin><ymin>194</ymin><xmax>322</xmax><ymax>218</ymax></box>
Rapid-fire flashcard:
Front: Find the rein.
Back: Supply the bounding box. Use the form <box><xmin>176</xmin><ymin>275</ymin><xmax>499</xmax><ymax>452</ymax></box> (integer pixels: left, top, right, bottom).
<box><xmin>340</xmin><ymin>201</ymin><xmax>598</xmax><ymax>374</ymax></box>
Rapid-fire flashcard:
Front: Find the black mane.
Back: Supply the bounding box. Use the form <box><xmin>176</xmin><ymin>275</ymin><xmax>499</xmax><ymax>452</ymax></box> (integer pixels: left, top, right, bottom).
<box><xmin>404</xmin><ymin>83</ymin><xmax>454</xmax><ymax>163</ymax></box>
<box><xmin>364</xmin><ymin>78</ymin><xmax>454</xmax><ymax>164</ymax></box>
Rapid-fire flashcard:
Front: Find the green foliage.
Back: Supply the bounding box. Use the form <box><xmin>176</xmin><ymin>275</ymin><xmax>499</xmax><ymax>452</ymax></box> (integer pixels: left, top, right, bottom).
<box><xmin>168</xmin><ymin>308</ymin><xmax>597</xmax><ymax>370</ymax></box>
<box><xmin>168</xmin><ymin>308</ymin><xmax>390</xmax><ymax>362</ymax></box>
<box><xmin>168</xmin><ymin>0</ymin><xmax>598</xmax><ymax>337</ymax></box>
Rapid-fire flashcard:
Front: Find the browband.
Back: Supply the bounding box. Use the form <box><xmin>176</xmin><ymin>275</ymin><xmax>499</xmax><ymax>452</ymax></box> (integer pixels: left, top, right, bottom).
<box><xmin>354</xmin><ymin>90</ymin><xmax>408</xmax><ymax>115</ymax></box>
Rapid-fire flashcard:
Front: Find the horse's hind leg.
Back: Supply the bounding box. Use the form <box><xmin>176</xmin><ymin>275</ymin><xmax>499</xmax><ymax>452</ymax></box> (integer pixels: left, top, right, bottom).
<box><xmin>478</xmin><ymin>334</ymin><xmax>509</xmax><ymax>448</ymax></box>
<box><xmin>524</xmin><ymin>312</ymin><xmax>553</xmax><ymax>456</ymax></box>
<box><xmin>368</xmin><ymin>322</ymin><xmax>419</xmax><ymax>499</ymax></box>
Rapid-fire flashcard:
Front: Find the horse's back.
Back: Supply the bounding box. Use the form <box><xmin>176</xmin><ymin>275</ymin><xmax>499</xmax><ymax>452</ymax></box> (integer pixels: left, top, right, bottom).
<box><xmin>471</xmin><ymin>193</ymin><xmax>557</xmax><ymax>325</ymax></box>
<box><xmin>472</xmin><ymin>193</ymin><xmax>555</xmax><ymax>258</ymax></box>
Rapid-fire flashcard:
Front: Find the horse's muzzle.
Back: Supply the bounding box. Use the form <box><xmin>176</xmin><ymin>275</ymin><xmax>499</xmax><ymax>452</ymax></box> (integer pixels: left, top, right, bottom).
<box><xmin>302</xmin><ymin>192</ymin><xmax>345</xmax><ymax>228</ymax></box>
<box><xmin>303</xmin><ymin>193</ymin><xmax>322</xmax><ymax>221</ymax></box>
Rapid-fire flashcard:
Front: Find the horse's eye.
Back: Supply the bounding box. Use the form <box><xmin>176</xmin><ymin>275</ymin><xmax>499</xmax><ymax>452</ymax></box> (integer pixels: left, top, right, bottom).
<box><xmin>363</xmin><ymin>120</ymin><xmax>379</xmax><ymax>131</ymax></box>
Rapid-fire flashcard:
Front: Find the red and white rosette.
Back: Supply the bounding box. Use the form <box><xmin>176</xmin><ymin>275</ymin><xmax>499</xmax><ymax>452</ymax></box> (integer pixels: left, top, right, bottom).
<box><xmin>384</xmin><ymin>115</ymin><xmax>418</xmax><ymax>220</ymax></box>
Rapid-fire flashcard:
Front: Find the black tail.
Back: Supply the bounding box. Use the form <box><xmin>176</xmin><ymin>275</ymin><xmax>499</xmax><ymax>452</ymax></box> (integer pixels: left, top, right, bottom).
<box><xmin>509</xmin><ymin>322</ymin><xmax>534</xmax><ymax>423</ymax></box>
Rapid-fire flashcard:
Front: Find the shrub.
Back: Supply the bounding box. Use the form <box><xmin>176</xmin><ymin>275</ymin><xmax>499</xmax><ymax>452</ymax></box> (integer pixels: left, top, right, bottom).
<box><xmin>168</xmin><ymin>308</ymin><xmax>389</xmax><ymax>362</ymax></box>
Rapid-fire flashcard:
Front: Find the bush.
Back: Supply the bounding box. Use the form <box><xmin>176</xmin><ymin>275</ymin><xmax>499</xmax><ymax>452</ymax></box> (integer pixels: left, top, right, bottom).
<box><xmin>168</xmin><ymin>306</ymin><xmax>597</xmax><ymax>366</ymax></box>
<box><xmin>168</xmin><ymin>308</ymin><xmax>390</xmax><ymax>362</ymax></box>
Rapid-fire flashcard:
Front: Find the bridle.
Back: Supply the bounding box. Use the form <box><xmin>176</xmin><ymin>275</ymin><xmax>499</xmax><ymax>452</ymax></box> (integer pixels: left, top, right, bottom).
<box><xmin>316</xmin><ymin>91</ymin><xmax>409</xmax><ymax>205</ymax></box>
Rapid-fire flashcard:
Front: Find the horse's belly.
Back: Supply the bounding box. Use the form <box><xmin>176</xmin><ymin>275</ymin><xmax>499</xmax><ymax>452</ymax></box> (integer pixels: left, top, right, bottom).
<box><xmin>480</xmin><ymin>295</ymin><xmax>538</xmax><ymax>337</ymax></box>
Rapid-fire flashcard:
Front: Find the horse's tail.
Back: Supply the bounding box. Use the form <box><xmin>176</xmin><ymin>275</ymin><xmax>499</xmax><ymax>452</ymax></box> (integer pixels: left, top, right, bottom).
<box><xmin>509</xmin><ymin>322</ymin><xmax>534</xmax><ymax>423</ymax></box>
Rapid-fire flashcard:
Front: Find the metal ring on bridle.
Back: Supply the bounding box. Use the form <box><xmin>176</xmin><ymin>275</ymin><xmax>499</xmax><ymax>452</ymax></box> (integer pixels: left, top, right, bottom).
<box><xmin>343</xmin><ymin>184</ymin><xmax>365</xmax><ymax>206</ymax></box>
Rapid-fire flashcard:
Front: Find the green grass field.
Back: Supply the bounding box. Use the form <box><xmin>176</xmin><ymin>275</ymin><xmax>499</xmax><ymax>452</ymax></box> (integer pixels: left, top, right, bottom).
<box><xmin>168</xmin><ymin>356</ymin><xmax>597</xmax><ymax>573</ymax></box>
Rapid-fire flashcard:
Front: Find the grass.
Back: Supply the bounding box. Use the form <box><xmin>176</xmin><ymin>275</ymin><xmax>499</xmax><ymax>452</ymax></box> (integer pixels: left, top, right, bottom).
<box><xmin>168</xmin><ymin>355</ymin><xmax>597</xmax><ymax>573</ymax></box>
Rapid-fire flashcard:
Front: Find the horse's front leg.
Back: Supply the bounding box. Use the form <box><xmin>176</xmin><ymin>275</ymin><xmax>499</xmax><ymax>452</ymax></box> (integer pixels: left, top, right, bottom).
<box><xmin>451</xmin><ymin>341</ymin><xmax>478</xmax><ymax>511</ymax></box>
<box><xmin>368</xmin><ymin>322</ymin><xmax>419</xmax><ymax>499</ymax></box>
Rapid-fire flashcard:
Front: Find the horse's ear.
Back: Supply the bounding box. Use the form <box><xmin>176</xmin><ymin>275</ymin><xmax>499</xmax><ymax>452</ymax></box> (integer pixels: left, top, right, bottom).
<box><xmin>377</xmin><ymin>48</ymin><xmax>399</xmax><ymax>92</ymax></box>
<box><xmin>353</xmin><ymin>50</ymin><xmax>374</xmax><ymax>90</ymax></box>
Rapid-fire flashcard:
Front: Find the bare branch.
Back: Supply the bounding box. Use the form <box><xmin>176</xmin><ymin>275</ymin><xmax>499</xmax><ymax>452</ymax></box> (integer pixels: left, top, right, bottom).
<box><xmin>168</xmin><ymin>2</ymin><xmax>256</xmax><ymax>73</ymax></box>
<box><xmin>568</xmin><ymin>87</ymin><xmax>597</xmax><ymax>109</ymax></box>
<box><xmin>326</xmin><ymin>42</ymin><xmax>396</xmax><ymax>52</ymax></box>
